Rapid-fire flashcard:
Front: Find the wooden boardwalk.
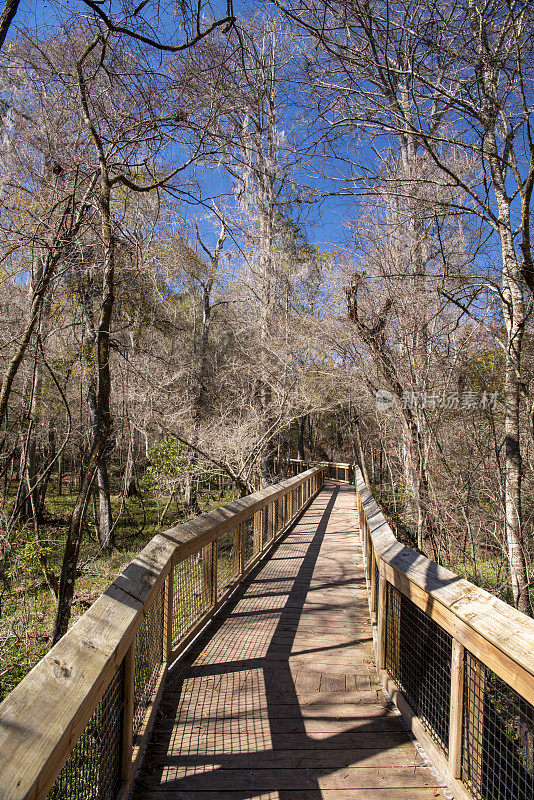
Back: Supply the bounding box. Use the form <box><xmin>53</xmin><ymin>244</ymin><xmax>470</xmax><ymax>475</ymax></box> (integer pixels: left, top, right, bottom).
<box><xmin>134</xmin><ymin>482</ymin><xmax>447</xmax><ymax>800</ymax></box>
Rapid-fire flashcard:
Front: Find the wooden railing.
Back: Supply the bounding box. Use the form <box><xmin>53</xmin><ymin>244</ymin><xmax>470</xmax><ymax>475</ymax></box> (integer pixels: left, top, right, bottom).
<box><xmin>288</xmin><ymin>459</ymin><xmax>354</xmax><ymax>483</ymax></box>
<box><xmin>0</xmin><ymin>466</ymin><xmax>324</xmax><ymax>800</ymax></box>
<box><xmin>5</xmin><ymin>460</ymin><xmax>532</xmax><ymax>800</ymax></box>
<box><xmin>356</xmin><ymin>467</ymin><xmax>534</xmax><ymax>800</ymax></box>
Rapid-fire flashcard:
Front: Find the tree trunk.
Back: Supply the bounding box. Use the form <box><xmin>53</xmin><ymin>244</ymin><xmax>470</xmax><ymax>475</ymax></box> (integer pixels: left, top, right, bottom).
<box><xmin>53</xmin><ymin>78</ymin><xmax>116</xmax><ymax>639</ymax></box>
<box><xmin>353</xmin><ymin>414</ymin><xmax>370</xmax><ymax>486</ymax></box>
<box><xmin>0</xmin><ymin>0</ymin><xmax>21</xmax><ymax>53</ymax></box>
<box><xmin>57</xmin><ymin>450</ymin><xmax>63</xmax><ymax>495</ymax></box>
<box><xmin>97</xmin><ymin>461</ymin><xmax>114</xmax><ymax>552</ymax></box>
<box><xmin>493</xmin><ymin>172</ymin><xmax>532</xmax><ymax>614</ymax></box>
<box><xmin>298</xmin><ymin>416</ymin><xmax>306</xmax><ymax>461</ymax></box>
<box><xmin>184</xmin><ymin>474</ymin><xmax>201</xmax><ymax>516</ymax></box>
<box><xmin>123</xmin><ymin>424</ymin><xmax>140</xmax><ymax>497</ymax></box>
<box><xmin>53</xmin><ymin>454</ymin><xmax>99</xmax><ymax>642</ymax></box>
<box><xmin>0</xmin><ymin>178</ymin><xmax>93</xmax><ymax>429</ymax></box>
<box><xmin>16</xmin><ymin>259</ymin><xmax>53</xmax><ymax>523</ymax></box>
<box><xmin>36</xmin><ymin>425</ymin><xmax>55</xmax><ymax>520</ymax></box>
<box><xmin>502</xmin><ymin>289</ymin><xmax>531</xmax><ymax>614</ymax></box>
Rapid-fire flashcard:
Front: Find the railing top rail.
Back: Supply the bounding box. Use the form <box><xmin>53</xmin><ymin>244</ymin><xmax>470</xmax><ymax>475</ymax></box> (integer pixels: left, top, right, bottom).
<box><xmin>289</xmin><ymin>459</ymin><xmax>353</xmax><ymax>467</ymax></box>
<box><xmin>356</xmin><ymin>467</ymin><xmax>534</xmax><ymax>701</ymax></box>
<box><xmin>0</xmin><ymin>466</ymin><xmax>323</xmax><ymax>800</ymax></box>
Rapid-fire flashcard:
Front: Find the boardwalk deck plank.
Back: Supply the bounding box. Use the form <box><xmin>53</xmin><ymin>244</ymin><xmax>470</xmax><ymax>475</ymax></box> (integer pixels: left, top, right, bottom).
<box><xmin>133</xmin><ymin>483</ymin><xmax>447</xmax><ymax>799</ymax></box>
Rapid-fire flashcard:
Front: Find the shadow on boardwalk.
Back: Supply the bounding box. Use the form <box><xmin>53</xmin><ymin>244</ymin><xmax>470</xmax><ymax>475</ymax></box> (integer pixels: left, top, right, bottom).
<box><xmin>134</xmin><ymin>483</ymin><xmax>443</xmax><ymax>799</ymax></box>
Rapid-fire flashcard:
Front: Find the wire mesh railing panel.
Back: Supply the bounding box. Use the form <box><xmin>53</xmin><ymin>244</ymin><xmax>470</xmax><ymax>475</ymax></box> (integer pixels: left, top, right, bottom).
<box><xmin>462</xmin><ymin>651</ymin><xmax>534</xmax><ymax>800</ymax></box>
<box><xmin>261</xmin><ymin>506</ymin><xmax>269</xmax><ymax>547</ymax></box>
<box><xmin>253</xmin><ymin>510</ymin><xmax>262</xmax><ymax>555</ymax></box>
<box><xmin>273</xmin><ymin>499</ymin><xmax>279</xmax><ymax>536</ymax></box>
<box><xmin>385</xmin><ymin>582</ymin><xmax>452</xmax><ymax>753</ymax></box>
<box><xmin>217</xmin><ymin>530</ymin><xmax>234</xmax><ymax>597</ymax></box>
<box><xmin>244</xmin><ymin>515</ymin><xmax>255</xmax><ymax>564</ymax></box>
<box><xmin>47</xmin><ymin>664</ymin><xmax>123</xmax><ymax>800</ymax></box>
<box><xmin>133</xmin><ymin>587</ymin><xmax>164</xmax><ymax>738</ymax></box>
<box><xmin>172</xmin><ymin>552</ymin><xmax>205</xmax><ymax>642</ymax></box>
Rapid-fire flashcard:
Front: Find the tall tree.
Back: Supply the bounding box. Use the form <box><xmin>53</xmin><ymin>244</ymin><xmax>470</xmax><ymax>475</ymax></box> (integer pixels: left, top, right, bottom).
<box><xmin>274</xmin><ymin>0</ymin><xmax>534</xmax><ymax>613</ymax></box>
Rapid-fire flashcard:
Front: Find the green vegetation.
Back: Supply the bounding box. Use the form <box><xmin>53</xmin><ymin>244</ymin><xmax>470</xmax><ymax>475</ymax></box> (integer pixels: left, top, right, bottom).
<box><xmin>0</xmin><ymin>479</ymin><xmax>236</xmax><ymax>702</ymax></box>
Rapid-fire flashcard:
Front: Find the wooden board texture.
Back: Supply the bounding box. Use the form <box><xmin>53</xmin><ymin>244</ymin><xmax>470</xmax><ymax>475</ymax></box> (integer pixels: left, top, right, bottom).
<box><xmin>133</xmin><ymin>483</ymin><xmax>447</xmax><ymax>800</ymax></box>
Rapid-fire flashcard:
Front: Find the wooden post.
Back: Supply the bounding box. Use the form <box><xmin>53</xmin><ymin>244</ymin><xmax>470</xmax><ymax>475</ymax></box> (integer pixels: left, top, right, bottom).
<box><xmin>268</xmin><ymin>502</ymin><xmax>275</xmax><ymax>541</ymax></box>
<box><xmin>370</xmin><ymin>551</ymin><xmax>377</xmax><ymax>621</ymax></box>
<box><xmin>366</xmin><ymin>531</ymin><xmax>372</xmax><ymax>579</ymax></box>
<box><xmin>449</xmin><ymin>639</ymin><xmax>465</xmax><ymax>779</ymax></box>
<box><xmin>163</xmin><ymin>568</ymin><xmax>174</xmax><ymax>663</ymax></box>
<box><xmin>121</xmin><ymin>643</ymin><xmax>135</xmax><ymax>781</ymax></box>
<box><xmin>377</xmin><ymin>572</ymin><xmax>388</xmax><ymax>671</ymax></box>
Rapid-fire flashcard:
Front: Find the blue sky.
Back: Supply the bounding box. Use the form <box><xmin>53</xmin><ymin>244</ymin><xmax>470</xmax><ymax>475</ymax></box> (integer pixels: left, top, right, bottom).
<box><xmin>10</xmin><ymin>0</ymin><xmax>358</xmax><ymax>256</ymax></box>
<box><xmin>9</xmin><ymin>0</ymin><xmax>505</xmax><ymax>277</ymax></box>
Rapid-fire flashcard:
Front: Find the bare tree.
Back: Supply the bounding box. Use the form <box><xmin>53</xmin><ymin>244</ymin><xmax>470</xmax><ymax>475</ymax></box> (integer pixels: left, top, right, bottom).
<box><xmin>275</xmin><ymin>0</ymin><xmax>534</xmax><ymax>613</ymax></box>
<box><xmin>51</xmin><ymin>21</ymin><xmax>230</xmax><ymax>641</ymax></box>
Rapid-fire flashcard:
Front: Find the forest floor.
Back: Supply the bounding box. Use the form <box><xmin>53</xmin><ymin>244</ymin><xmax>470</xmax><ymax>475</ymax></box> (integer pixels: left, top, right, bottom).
<box><xmin>0</xmin><ymin>482</ymin><xmax>236</xmax><ymax>701</ymax></box>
